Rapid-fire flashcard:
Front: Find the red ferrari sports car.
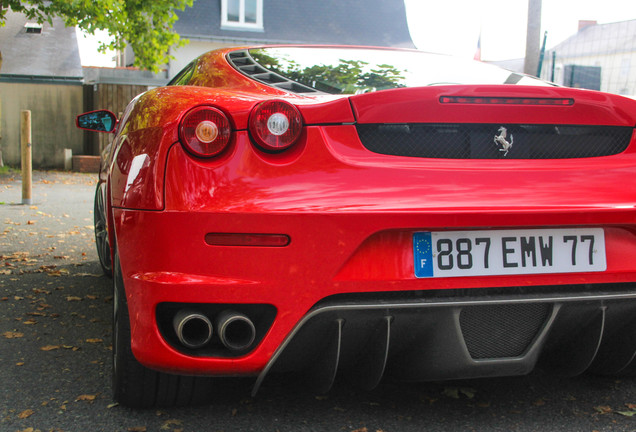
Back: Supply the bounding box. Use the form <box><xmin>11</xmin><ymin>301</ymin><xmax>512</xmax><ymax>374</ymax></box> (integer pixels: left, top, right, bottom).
<box><xmin>77</xmin><ymin>46</ymin><xmax>636</xmax><ymax>408</ymax></box>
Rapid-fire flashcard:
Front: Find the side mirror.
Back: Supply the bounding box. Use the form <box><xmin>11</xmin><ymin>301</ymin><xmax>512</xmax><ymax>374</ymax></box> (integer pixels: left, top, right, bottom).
<box><xmin>76</xmin><ymin>110</ymin><xmax>117</xmax><ymax>133</ymax></box>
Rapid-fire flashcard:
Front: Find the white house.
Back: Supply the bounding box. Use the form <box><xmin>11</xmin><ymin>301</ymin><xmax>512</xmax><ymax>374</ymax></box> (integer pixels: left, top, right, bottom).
<box><xmin>118</xmin><ymin>0</ymin><xmax>415</xmax><ymax>80</ymax></box>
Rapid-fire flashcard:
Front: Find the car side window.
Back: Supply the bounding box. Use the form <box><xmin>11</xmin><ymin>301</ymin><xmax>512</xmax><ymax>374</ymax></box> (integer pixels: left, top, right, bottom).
<box><xmin>168</xmin><ymin>61</ymin><xmax>196</xmax><ymax>86</ymax></box>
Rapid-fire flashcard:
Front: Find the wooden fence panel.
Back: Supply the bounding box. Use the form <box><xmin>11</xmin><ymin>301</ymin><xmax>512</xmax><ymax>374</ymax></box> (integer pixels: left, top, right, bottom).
<box><xmin>89</xmin><ymin>83</ymin><xmax>150</xmax><ymax>154</ymax></box>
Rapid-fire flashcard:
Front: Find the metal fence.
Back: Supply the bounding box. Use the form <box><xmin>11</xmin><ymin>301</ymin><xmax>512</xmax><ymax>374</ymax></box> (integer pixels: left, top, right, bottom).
<box><xmin>540</xmin><ymin>19</ymin><xmax>636</xmax><ymax>97</ymax></box>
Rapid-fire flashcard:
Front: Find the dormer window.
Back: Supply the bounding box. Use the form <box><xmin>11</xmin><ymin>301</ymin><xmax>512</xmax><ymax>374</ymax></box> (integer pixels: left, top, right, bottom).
<box><xmin>221</xmin><ymin>0</ymin><xmax>263</xmax><ymax>31</ymax></box>
<box><xmin>24</xmin><ymin>23</ymin><xmax>43</xmax><ymax>34</ymax></box>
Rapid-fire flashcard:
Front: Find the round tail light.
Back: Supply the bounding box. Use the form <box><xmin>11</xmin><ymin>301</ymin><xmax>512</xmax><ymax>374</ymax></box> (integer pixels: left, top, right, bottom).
<box><xmin>249</xmin><ymin>100</ymin><xmax>303</xmax><ymax>152</ymax></box>
<box><xmin>179</xmin><ymin>106</ymin><xmax>232</xmax><ymax>157</ymax></box>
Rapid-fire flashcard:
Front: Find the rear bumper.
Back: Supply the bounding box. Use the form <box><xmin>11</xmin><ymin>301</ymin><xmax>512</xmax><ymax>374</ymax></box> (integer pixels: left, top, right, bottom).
<box><xmin>113</xmin><ymin>206</ymin><xmax>636</xmax><ymax>383</ymax></box>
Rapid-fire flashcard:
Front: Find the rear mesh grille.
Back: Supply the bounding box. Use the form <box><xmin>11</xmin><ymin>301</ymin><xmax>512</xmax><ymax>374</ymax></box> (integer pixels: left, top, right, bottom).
<box><xmin>459</xmin><ymin>303</ymin><xmax>551</xmax><ymax>359</ymax></box>
<box><xmin>357</xmin><ymin>124</ymin><xmax>633</xmax><ymax>159</ymax></box>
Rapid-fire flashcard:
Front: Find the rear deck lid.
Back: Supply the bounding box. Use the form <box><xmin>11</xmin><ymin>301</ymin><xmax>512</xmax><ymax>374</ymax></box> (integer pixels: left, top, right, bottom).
<box><xmin>349</xmin><ymin>86</ymin><xmax>636</xmax><ymax>160</ymax></box>
<box><xmin>349</xmin><ymin>85</ymin><xmax>636</xmax><ymax>126</ymax></box>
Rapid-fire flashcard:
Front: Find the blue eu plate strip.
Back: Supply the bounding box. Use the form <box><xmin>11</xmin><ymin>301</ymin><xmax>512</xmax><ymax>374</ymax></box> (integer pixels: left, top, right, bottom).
<box><xmin>413</xmin><ymin>232</ymin><xmax>433</xmax><ymax>278</ymax></box>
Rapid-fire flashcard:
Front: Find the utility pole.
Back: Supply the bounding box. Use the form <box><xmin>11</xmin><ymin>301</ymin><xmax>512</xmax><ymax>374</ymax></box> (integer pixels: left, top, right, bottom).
<box><xmin>524</xmin><ymin>0</ymin><xmax>542</xmax><ymax>77</ymax></box>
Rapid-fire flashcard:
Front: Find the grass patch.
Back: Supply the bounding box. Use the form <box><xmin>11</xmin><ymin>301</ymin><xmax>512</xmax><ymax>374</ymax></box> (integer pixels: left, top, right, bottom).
<box><xmin>0</xmin><ymin>165</ymin><xmax>17</xmax><ymax>176</ymax></box>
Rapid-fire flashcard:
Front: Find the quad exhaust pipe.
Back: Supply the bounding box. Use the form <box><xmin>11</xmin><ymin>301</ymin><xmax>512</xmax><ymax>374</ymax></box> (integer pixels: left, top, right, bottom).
<box><xmin>173</xmin><ymin>310</ymin><xmax>214</xmax><ymax>349</ymax></box>
<box><xmin>216</xmin><ymin>310</ymin><xmax>256</xmax><ymax>352</ymax></box>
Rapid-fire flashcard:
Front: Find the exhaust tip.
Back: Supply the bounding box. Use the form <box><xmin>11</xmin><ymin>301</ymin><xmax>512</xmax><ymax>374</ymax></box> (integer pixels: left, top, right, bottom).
<box><xmin>217</xmin><ymin>310</ymin><xmax>256</xmax><ymax>352</ymax></box>
<box><xmin>173</xmin><ymin>310</ymin><xmax>213</xmax><ymax>349</ymax></box>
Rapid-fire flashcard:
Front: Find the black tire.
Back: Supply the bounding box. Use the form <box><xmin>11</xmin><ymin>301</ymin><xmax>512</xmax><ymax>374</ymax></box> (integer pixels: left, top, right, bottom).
<box><xmin>112</xmin><ymin>250</ymin><xmax>200</xmax><ymax>407</ymax></box>
<box><xmin>94</xmin><ymin>182</ymin><xmax>112</xmax><ymax>277</ymax></box>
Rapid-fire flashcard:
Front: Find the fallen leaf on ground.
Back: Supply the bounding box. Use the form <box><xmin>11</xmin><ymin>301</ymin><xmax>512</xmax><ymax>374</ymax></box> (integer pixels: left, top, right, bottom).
<box><xmin>66</xmin><ymin>296</ymin><xmax>82</xmax><ymax>301</ymax></box>
<box><xmin>40</xmin><ymin>345</ymin><xmax>60</xmax><ymax>351</ymax></box>
<box><xmin>32</xmin><ymin>289</ymin><xmax>50</xmax><ymax>295</ymax></box>
<box><xmin>127</xmin><ymin>427</ymin><xmax>147</xmax><ymax>432</ymax></box>
<box><xmin>595</xmin><ymin>405</ymin><xmax>613</xmax><ymax>414</ymax></box>
<box><xmin>3</xmin><ymin>331</ymin><xmax>24</xmax><ymax>339</ymax></box>
<box><xmin>161</xmin><ymin>419</ymin><xmax>182</xmax><ymax>430</ymax></box>
<box><xmin>18</xmin><ymin>409</ymin><xmax>34</xmax><ymax>419</ymax></box>
<box><xmin>76</xmin><ymin>394</ymin><xmax>97</xmax><ymax>402</ymax></box>
<box><xmin>85</xmin><ymin>338</ymin><xmax>103</xmax><ymax>343</ymax></box>
<box><xmin>48</xmin><ymin>269</ymin><xmax>70</xmax><ymax>277</ymax></box>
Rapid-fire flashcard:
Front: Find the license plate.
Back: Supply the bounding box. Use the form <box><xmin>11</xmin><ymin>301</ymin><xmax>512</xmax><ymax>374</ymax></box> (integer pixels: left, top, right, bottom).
<box><xmin>413</xmin><ymin>228</ymin><xmax>606</xmax><ymax>278</ymax></box>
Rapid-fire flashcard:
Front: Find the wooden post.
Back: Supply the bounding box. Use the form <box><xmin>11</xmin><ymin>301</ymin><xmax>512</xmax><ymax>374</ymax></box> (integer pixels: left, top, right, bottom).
<box><xmin>0</xmin><ymin>100</ymin><xmax>3</xmax><ymax>167</ymax></box>
<box><xmin>0</xmin><ymin>51</ymin><xmax>3</xmax><ymax>167</ymax></box>
<box><xmin>21</xmin><ymin>110</ymin><xmax>32</xmax><ymax>205</ymax></box>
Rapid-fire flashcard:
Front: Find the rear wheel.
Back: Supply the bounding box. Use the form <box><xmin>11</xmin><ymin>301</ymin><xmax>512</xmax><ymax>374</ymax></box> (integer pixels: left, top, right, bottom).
<box><xmin>94</xmin><ymin>183</ymin><xmax>112</xmax><ymax>277</ymax></box>
<box><xmin>112</xmin><ymin>250</ymin><xmax>200</xmax><ymax>407</ymax></box>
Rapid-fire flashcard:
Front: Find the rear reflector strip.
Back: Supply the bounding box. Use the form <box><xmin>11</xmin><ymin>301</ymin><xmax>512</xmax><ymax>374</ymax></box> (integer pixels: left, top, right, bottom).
<box><xmin>440</xmin><ymin>96</ymin><xmax>574</xmax><ymax>106</ymax></box>
<box><xmin>205</xmin><ymin>233</ymin><xmax>291</xmax><ymax>247</ymax></box>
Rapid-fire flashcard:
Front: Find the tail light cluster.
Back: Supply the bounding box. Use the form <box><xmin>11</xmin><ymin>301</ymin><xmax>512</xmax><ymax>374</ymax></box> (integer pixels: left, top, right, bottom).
<box><xmin>248</xmin><ymin>100</ymin><xmax>303</xmax><ymax>151</ymax></box>
<box><xmin>179</xmin><ymin>106</ymin><xmax>231</xmax><ymax>157</ymax></box>
<box><xmin>178</xmin><ymin>100</ymin><xmax>303</xmax><ymax>158</ymax></box>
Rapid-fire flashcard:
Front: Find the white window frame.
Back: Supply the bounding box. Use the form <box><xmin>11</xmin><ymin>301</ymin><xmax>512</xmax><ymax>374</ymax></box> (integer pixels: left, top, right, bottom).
<box><xmin>24</xmin><ymin>23</ymin><xmax>43</xmax><ymax>34</ymax></box>
<box><xmin>221</xmin><ymin>0</ymin><xmax>263</xmax><ymax>31</ymax></box>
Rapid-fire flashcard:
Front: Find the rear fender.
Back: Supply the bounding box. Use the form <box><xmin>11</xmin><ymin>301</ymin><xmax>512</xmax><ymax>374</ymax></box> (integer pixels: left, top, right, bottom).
<box><xmin>109</xmin><ymin>86</ymin><xmax>260</xmax><ymax>210</ymax></box>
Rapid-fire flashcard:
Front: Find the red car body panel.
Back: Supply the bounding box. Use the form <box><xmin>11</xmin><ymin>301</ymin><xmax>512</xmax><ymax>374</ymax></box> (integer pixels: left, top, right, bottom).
<box><xmin>91</xmin><ymin>46</ymin><xmax>636</xmax><ymax>390</ymax></box>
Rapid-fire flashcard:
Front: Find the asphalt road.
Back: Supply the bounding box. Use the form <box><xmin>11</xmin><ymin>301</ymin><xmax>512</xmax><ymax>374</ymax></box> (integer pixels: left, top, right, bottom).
<box><xmin>1</xmin><ymin>171</ymin><xmax>636</xmax><ymax>432</ymax></box>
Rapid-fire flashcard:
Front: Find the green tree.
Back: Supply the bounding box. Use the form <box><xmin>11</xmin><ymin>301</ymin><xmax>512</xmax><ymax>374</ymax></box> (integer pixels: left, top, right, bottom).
<box><xmin>0</xmin><ymin>0</ymin><xmax>193</xmax><ymax>72</ymax></box>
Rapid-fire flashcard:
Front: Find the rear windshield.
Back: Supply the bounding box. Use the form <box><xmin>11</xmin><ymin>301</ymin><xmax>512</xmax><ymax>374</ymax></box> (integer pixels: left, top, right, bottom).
<box><xmin>245</xmin><ymin>47</ymin><xmax>548</xmax><ymax>95</ymax></box>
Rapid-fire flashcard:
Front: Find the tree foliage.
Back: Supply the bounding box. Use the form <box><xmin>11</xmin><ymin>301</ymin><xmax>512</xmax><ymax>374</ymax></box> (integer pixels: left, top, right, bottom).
<box><xmin>0</xmin><ymin>0</ymin><xmax>193</xmax><ymax>72</ymax></box>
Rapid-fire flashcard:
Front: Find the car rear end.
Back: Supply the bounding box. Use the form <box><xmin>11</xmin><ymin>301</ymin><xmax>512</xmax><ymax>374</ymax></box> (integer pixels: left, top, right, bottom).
<box><xmin>113</xmin><ymin>47</ymin><xmax>636</xmax><ymax>394</ymax></box>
